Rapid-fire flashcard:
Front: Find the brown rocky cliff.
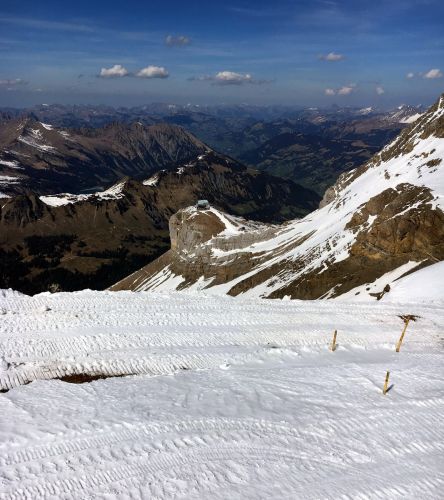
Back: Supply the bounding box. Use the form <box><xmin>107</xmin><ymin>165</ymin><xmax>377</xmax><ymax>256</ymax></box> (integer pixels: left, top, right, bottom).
<box><xmin>169</xmin><ymin>209</ymin><xmax>226</xmax><ymax>252</ymax></box>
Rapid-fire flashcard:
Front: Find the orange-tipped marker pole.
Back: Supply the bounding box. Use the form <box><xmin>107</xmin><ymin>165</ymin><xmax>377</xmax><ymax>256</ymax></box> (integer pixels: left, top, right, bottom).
<box><xmin>396</xmin><ymin>318</ymin><xmax>410</xmax><ymax>352</ymax></box>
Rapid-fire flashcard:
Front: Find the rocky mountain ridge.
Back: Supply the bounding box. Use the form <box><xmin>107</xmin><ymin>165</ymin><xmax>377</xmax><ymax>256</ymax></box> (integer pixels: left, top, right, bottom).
<box><xmin>0</xmin><ymin>151</ymin><xmax>319</xmax><ymax>294</ymax></box>
<box><xmin>112</xmin><ymin>94</ymin><xmax>443</xmax><ymax>300</ymax></box>
<box><xmin>0</xmin><ymin>120</ymin><xmax>208</xmax><ymax>196</ymax></box>
<box><xmin>0</xmin><ymin>103</ymin><xmax>424</xmax><ymax>196</ymax></box>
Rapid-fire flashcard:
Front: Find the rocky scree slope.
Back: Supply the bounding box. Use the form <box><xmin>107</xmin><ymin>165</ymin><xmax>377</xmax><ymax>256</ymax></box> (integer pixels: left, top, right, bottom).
<box><xmin>0</xmin><ymin>151</ymin><xmax>319</xmax><ymax>294</ymax></box>
<box><xmin>112</xmin><ymin>94</ymin><xmax>444</xmax><ymax>300</ymax></box>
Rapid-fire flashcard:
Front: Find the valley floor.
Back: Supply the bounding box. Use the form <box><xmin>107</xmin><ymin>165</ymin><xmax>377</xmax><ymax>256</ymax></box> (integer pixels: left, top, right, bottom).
<box><xmin>0</xmin><ymin>290</ymin><xmax>443</xmax><ymax>499</ymax></box>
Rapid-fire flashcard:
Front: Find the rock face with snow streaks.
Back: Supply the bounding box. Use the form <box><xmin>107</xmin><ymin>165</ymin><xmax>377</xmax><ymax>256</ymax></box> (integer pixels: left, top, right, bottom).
<box><xmin>0</xmin><ymin>120</ymin><xmax>208</xmax><ymax>196</ymax></box>
<box><xmin>112</xmin><ymin>93</ymin><xmax>444</xmax><ymax>300</ymax></box>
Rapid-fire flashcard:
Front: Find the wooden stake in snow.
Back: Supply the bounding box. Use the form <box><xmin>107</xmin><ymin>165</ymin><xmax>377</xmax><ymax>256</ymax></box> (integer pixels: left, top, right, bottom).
<box><xmin>330</xmin><ymin>330</ymin><xmax>337</xmax><ymax>352</ymax></box>
<box><xmin>383</xmin><ymin>371</ymin><xmax>390</xmax><ymax>395</ymax></box>
<box><xmin>396</xmin><ymin>317</ymin><xmax>411</xmax><ymax>352</ymax></box>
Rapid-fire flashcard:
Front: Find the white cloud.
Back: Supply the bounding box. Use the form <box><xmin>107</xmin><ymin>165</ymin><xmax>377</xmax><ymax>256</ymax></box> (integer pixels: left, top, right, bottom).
<box><xmin>423</xmin><ymin>68</ymin><xmax>442</xmax><ymax>79</ymax></box>
<box><xmin>319</xmin><ymin>52</ymin><xmax>344</xmax><ymax>61</ymax></box>
<box><xmin>215</xmin><ymin>71</ymin><xmax>253</xmax><ymax>84</ymax></box>
<box><xmin>406</xmin><ymin>72</ymin><xmax>415</xmax><ymax>79</ymax></box>
<box><xmin>325</xmin><ymin>84</ymin><xmax>356</xmax><ymax>96</ymax></box>
<box><xmin>136</xmin><ymin>65</ymin><xmax>169</xmax><ymax>79</ymax></box>
<box><xmin>190</xmin><ymin>71</ymin><xmax>270</xmax><ymax>86</ymax></box>
<box><xmin>376</xmin><ymin>86</ymin><xmax>385</xmax><ymax>95</ymax></box>
<box><xmin>165</xmin><ymin>35</ymin><xmax>191</xmax><ymax>47</ymax></box>
<box><xmin>99</xmin><ymin>64</ymin><xmax>129</xmax><ymax>78</ymax></box>
<box><xmin>337</xmin><ymin>85</ymin><xmax>355</xmax><ymax>95</ymax></box>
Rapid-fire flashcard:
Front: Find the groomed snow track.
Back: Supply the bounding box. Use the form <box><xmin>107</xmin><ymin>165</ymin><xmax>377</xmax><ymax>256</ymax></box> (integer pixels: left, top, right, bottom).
<box><xmin>0</xmin><ymin>290</ymin><xmax>441</xmax><ymax>392</ymax></box>
<box><xmin>0</xmin><ymin>289</ymin><xmax>443</xmax><ymax>499</ymax></box>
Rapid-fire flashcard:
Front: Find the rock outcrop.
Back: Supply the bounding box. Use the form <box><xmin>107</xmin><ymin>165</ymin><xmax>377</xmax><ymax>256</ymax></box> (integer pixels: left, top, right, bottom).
<box><xmin>111</xmin><ymin>207</ymin><xmax>280</xmax><ymax>292</ymax></box>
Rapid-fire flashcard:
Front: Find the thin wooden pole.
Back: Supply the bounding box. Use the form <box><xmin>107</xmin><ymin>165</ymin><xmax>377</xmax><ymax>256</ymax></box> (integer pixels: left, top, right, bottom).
<box><xmin>396</xmin><ymin>318</ymin><xmax>410</xmax><ymax>352</ymax></box>
<box><xmin>383</xmin><ymin>371</ymin><xmax>390</xmax><ymax>395</ymax></box>
<box><xmin>330</xmin><ymin>330</ymin><xmax>337</xmax><ymax>352</ymax></box>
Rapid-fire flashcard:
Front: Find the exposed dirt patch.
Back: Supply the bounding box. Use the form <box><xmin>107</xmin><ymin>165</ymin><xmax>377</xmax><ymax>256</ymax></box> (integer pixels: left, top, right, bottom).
<box><xmin>0</xmin><ymin>372</ymin><xmax>135</xmax><ymax>393</ymax></box>
<box><xmin>59</xmin><ymin>373</ymin><xmax>132</xmax><ymax>384</ymax></box>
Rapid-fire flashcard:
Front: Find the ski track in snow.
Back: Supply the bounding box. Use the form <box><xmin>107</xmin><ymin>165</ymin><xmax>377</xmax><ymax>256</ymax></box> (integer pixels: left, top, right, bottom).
<box><xmin>0</xmin><ymin>290</ymin><xmax>443</xmax><ymax>499</ymax></box>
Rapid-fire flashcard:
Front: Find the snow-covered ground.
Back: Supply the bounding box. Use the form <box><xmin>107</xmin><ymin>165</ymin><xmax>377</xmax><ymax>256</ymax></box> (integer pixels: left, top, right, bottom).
<box><xmin>1</xmin><ymin>289</ymin><xmax>443</xmax><ymax>499</ymax></box>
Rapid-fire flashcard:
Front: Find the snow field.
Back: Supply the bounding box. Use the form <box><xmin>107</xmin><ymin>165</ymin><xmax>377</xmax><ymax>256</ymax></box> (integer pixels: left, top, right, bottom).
<box><xmin>0</xmin><ymin>289</ymin><xmax>443</xmax><ymax>498</ymax></box>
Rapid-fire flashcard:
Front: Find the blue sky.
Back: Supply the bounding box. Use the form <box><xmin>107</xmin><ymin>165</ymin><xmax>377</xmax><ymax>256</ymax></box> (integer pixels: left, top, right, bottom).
<box><xmin>0</xmin><ymin>0</ymin><xmax>443</xmax><ymax>107</ymax></box>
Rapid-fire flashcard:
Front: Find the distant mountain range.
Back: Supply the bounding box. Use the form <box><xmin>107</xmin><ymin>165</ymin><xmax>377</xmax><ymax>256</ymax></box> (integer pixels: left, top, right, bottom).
<box><xmin>237</xmin><ymin>106</ymin><xmax>424</xmax><ymax>194</ymax></box>
<box><xmin>112</xmin><ymin>94</ymin><xmax>443</xmax><ymax>300</ymax></box>
<box><xmin>0</xmin><ymin>103</ymin><xmax>424</xmax><ymax>195</ymax></box>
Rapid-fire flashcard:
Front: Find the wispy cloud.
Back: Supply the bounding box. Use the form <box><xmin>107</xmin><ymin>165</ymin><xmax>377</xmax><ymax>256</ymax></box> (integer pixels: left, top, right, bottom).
<box><xmin>190</xmin><ymin>71</ymin><xmax>272</xmax><ymax>86</ymax></box>
<box><xmin>423</xmin><ymin>68</ymin><xmax>442</xmax><ymax>79</ymax></box>
<box><xmin>165</xmin><ymin>35</ymin><xmax>191</xmax><ymax>47</ymax></box>
<box><xmin>0</xmin><ymin>15</ymin><xmax>95</xmax><ymax>32</ymax></box>
<box><xmin>0</xmin><ymin>78</ymin><xmax>28</xmax><ymax>87</ymax></box>
<box><xmin>227</xmin><ymin>6</ymin><xmax>283</xmax><ymax>18</ymax></box>
<box><xmin>406</xmin><ymin>69</ymin><xmax>442</xmax><ymax>80</ymax></box>
<box><xmin>319</xmin><ymin>51</ymin><xmax>344</xmax><ymax>61</ymax></box>
<box><xmin>376</xmin><ymin>85</ymin><xmax>385</xmax><ymax>95</ymax></box>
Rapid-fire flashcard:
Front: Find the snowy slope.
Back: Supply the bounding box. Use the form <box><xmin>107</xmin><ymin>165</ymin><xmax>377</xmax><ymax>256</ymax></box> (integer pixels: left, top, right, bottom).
<box><xmin>0</xmin><ymin>289</ymin><xmax>443</xmax><ymax>498</ymax></box>
<box><xmin>381</xmin><ymin>260</ymin><xmax>444</xmax><ymax>303</ymax></box>
<box><xmin>113</xmin><ymin>93</ymin><xmax>444</xmax><ymax>299</ymax></box>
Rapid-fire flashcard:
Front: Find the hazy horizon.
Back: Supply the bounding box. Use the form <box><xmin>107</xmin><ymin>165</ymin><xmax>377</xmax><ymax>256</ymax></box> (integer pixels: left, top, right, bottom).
<box><xmin>0</xmin><ymin>98</ymin><xmax>435</xmax><ymax>112</ymax></box>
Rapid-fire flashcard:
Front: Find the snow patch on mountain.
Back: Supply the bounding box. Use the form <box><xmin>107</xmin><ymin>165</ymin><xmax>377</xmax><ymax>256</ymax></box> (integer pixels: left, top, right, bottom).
<box><xmin>59</xmin><ymin>130</ymin><xmax>71</xmax><ymax>139</ymax></box>
<box><xmin>40</xmin><ymin>181</ymin><xmax>126</xmax><ymax>206</ymax></box>
<box><xmin>18</xmin><ymin>128</ymin><xmax>57</xmax><ymax>153</ymax></box>
<box><xmin>0</xmin><ymin>175</ymin><xmax>21</xmax><ymax>185</ymax></box>
<box><xmin>357</xmin><ymin>107</ymin><xmax>373</xmax><ymax>115</ymax></box>
<box><xmin>399</xmin><ymin>113</ymin><xmax>423</xmax><ymax>124</ymax></box>
<box><xmin>143</xmin><ymin>173</ymin><xmax>160</xmax><ymax>186</ymax></box>
<box><xmin>0</xmin><ymin>159</ymin><xmax>22</xmax><ymax>169</ymax></box>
